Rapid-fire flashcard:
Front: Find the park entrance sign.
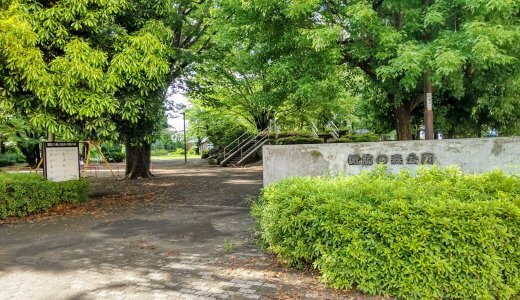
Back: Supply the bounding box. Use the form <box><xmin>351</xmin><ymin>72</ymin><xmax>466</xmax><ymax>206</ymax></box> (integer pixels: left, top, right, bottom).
<box><xmin>44</xmin><ymin>142</ymin><xmax>80</xmax><ymax>182</ymax></box>
<box><xmin>262</xmin><ymin>137</ymin><xmax>520</xmax><ymax>186</ymax></box>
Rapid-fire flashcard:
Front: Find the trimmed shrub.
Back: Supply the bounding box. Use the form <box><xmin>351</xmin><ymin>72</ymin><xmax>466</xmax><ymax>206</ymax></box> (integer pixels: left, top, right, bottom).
<box><xmin>252</xmin><ymin>167</ymin><xmax>520</xmax><ymax>299</ymax></box>
<box><xmin>274</xmin><ymin>131</ymin><xmax>315</xmax><ymax>139</ymax></box>
<box><xmin>0</xmin><ymin>152</ymin><xmax>26</xmax><ymax>167</ymax></box>
<box><xmin>275</xmin><ymin>136</ymin><xmax>323</xmax><ymax>145</ymax></box>
<box><xmin>327</xmin><ymin>137</ymin><xmax>352</xmax><ymax>143</ymax></box>
<box><xmin>328</xmin><ymin>132</ymin><xmax>380</xmax><ymax>143</ymax></box>
<box><xmin>0</xmin><ymin>173</ymin><xmax>89</xmax><ymax>219</ymax></box>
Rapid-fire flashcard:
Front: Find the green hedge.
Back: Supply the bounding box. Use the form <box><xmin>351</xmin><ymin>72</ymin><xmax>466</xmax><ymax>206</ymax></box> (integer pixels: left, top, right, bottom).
<box><xmin>0</xmin><ymin>173</ymin><xmax>89</xmax><ymax>219</ymax></box>
<box><xmin>274</xmin><ymin>131</ymin><xmax>316</xmax><ymax>139</ymax></box>
<box><xmin>0</xmin><ymin>152</ymin><xmax>26</xmax><ymax>167</ymax></box>
<box><xmin>328</xmin><ymin>132</ymin><xmax>380</xmax><ymax>143</ymax></box>
<box><xmin>252</xmin><ymin>167</ymin><xmax>520</xmax><ymax>299</ymax></box>
<box><xmin>274</xmin><ymin>136</ymin><xmax>323</xmax><ymax>145</ymax></box>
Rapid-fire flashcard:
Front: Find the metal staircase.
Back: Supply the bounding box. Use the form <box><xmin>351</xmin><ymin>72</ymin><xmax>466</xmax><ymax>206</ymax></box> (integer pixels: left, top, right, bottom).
<box><xmin>310</xmin><ymin>121</ymin><xmax>343</xmax><ymax>139</ymax></box>
<box><xmin>220</xmin><ymin>130</ymin><xmax>269</xmax><ymax>167</ymax></box>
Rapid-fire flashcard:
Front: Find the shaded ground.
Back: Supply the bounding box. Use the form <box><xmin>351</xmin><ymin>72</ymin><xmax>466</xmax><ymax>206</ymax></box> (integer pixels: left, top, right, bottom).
<box><xmin>0</xmin><ymin>159</ymin><xmax>382</xmax><ymax>299</ymax></box>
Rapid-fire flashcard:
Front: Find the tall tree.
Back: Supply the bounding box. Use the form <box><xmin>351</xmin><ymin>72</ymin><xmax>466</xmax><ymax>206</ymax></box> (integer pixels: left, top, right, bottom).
<box><xmin>1</xmin><ymin>0</ymin><xmax>212</xmax><ymax>178</ymax></box>
<box><xmin>188</xmin><ymin>0</ymin><xmax>345</xmax><ymax>131</ymax></box>
<box><xmin>113</xmin><ymin>0</ymin><xmax>213</xmax><ymax>178</ymax></box>
<box><xmin>327</xmin><ymin>0</ymin><xmax>520</xmax><ymax>139</ymax></box>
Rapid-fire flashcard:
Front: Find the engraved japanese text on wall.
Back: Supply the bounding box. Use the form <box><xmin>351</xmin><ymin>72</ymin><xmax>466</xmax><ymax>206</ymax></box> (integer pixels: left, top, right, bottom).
<box><xmin>347</xmin><ymin>153</ymin><xmax>435</xmax><ymax>166</ymax></box>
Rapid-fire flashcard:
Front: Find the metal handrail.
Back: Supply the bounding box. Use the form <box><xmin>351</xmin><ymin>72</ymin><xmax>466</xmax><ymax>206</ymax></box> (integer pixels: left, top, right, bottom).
<box><xmin>329</xmin><ymin>121</ymin><xmax>340</xmax><ymax>138</ymax></box>
<box><xmin>330</xmin><ymin>121</ymin><xmax>339</xmax><ymax>132</ymax></box>
<box><xmin>310</xmin><ymin>121</ymin><xmax>320</xmax><ymax>138</ymax></box>
<box><xmin>223</xmin><ymin>132</ymin><xmax>251</xmax><ymax>158</ymax></box>
<box><xmin>223</xmin><ymin>133</ymin><xmax>255</xmax><ymax>161</ymax></box>
<box><xmin>220</xmin><ymin>129</ymin><xmax>269</xmax><ymax>166</ymax></box>
<box><xmin>236</xmin><ymin>133</ymin><xmax>269</xmax><ymax>165</ymax></box>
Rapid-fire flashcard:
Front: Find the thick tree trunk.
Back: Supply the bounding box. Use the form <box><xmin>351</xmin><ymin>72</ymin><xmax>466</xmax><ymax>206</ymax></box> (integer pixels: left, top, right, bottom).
<box><xmin>253</xmin><ymin>110</ymin><xmax>271</xmax><ymax>131</ymax></box>
<box><xmin>20</xmin><ymin>143</ymin><xmax>40</xmax><ymax>167</ymax></box>
<box><xmin>125</xmin><ymin>141</ymin><xmax>152</xmax><ymax>179</ymax></box>
<box><xmin>394</xmin><ymin>104</ymin><xmax>412</xmax><ymax>140</ymax></box>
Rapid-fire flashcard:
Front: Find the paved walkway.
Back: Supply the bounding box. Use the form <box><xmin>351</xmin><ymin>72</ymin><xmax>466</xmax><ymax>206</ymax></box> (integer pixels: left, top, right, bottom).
<box><xmin>0</xmin><ymin>160</ymin><xmax>372</xmax><ymax>300</ymax></box>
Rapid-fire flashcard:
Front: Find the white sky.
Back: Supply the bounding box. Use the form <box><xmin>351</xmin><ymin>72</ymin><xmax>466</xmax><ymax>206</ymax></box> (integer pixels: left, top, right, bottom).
<box><xmin>167</xmin><ymin>93</ymin><xmax>191</xmax><ymax>132</ymax></box>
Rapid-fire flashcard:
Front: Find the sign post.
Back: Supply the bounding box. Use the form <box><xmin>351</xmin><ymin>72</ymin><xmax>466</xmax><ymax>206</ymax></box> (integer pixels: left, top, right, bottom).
<box><xmin>44</xmin><ymin>142</ymin><xmax>80</xmax><ymax>182</ymax></box>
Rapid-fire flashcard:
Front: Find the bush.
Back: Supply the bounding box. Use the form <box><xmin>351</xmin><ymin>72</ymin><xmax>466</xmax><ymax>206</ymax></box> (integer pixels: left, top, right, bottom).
<box><xmin>101</xmin><ymin>143</ymin><xmax>125</xmax><ymax>162</ymax></box>
<box><xmin>0</xmin><ymin>173</ymin><xmax>89</xmax><ymax>219</ymax></box>
<box><xmin>274</xmin><ymin>136</ymin><xmax>323</xmax><ymax>145</ymax></box>
<box><xmin>328</xmin><ymin>132</ymin><xmax>380</xmax><ymax>143</ymax></box>
<box><xmin>274</xmin><ymin>131</ymin><xmax>315</xmax><ymax>139</ymax></box>
<box><xmin>327</xmin><ymin>137</ymin><xmax>352</xmax><ymax>143</ymax></box>
<box><xmin>0</xmin><ymin>152</ymin><xmax>26</xmax><ymax>167</ymax></box>
<box><xmin>201</xmin><ymin>150</ymin><xmax>210</xmax><ymax>159</ymax></box>
<box><xmin>252</xmin><ymin>167</ymin><xmax>520</xmax><ymax>299</ymax></box>
<box><xmin>106</xmin><ymin>151</ymin><xmax>125</xmax><ymax>163</ymax></box>
<box><xmin>151</xmin><ymin>149</ymin><xmax>171</xmax><ymax>156</ymax></box>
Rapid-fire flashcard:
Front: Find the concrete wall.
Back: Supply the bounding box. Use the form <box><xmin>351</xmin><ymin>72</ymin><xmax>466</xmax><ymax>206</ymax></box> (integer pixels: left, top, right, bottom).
<box><xmin>262</xmin><ymin>137</ymin><xmax>520</xmax><ymax>186</ymax></box>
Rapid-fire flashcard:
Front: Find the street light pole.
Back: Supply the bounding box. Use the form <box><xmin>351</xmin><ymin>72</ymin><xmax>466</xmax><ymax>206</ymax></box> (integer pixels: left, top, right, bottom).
<box><xmin>181</xmin><ymin>112</ymin><xmax>187</xmax><ymax>164</ymax></box>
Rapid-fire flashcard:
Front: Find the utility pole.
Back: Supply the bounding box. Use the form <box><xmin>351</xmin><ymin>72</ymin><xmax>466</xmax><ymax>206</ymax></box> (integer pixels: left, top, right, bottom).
<box><xmin>181</xmin><ymin>112</ymin><xmax>187</xmax><ymax>164</ymax></box>
<box><xmin>423</xmin><ymin>0</ymin><xmax>434</xmax><ymax>140</ymax></box>
<box><xmin>424</xmin><ymin>69</ymin><xmax>434</xmax><ymax>140</ymax></box>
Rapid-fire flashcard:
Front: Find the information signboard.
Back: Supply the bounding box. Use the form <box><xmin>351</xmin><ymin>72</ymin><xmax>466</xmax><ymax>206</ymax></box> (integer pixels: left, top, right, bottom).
<box><xmin>44</xmin><ymin>142</ymin><xmax>80</xmax><ymax>182</ymax></box>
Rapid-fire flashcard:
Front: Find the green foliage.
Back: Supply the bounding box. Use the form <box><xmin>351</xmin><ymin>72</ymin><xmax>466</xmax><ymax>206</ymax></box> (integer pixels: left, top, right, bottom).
<box><xmin>253</xmin><ymin>167</ymin><xmax>520</xmax><ymax>299</ymax></box>
<box><xmin>222</xmin><ymin>239</ymin><xmax>237</xmax><ymax>253</ymax></box>
<box><xmin>1</xmin><ymin>0</ymin><xmax>213</xmax><ymax>178</ymax></box>
<box><xmin>323</xmin><ymin>0</ymin><xmax>520</xmax><ymax>139</ymax></box>
<box><xmin>200</xmin><ymin>149</ymin><xmax>210</xmax><ymax>159</ymax></box>
<box><xmin>101</xmin><ymin>143</ymin><xmax>125</xmax><ymax>163</ymax></box>
<box><xmin>188</xmin><ymin>0</ymin><xmax>347</xmax><ymax>131</ymax></box>
<box><xmin>328</xmin><ymin>132</ymin><xmax>380</xmax><ymax>143</ymax></box>
<box><xmin>187</xmin><ymin>105</ymin><xmax>252</xmax><ymax>150</ymax></box>
<box><xmin>151</xmin><ymin>149</ymin><xmax>171</xmax><ymax>156</ymax></box>
<box><xmin>274</xmin><ymin>136</ymin><xmax>323</xmax><ymax>145</ymax></box>
<box><xmin>0</xmin><ymin>173</ymin><xmax>89</xmax><ymax>219</ymax></box>
<box><xmin>274</xmin><ymin>132</ymin><xmax>315</xmax><ymax>139</ymax></box>
<box><xmin>271</xmin><ymin>131</ymin><xmax>324</xmax><ymax>145</ymax></box>
<box><xmin>0</xmin><ymin>152</ymin><xmax>25</xmax><ymax>167</ymax></box>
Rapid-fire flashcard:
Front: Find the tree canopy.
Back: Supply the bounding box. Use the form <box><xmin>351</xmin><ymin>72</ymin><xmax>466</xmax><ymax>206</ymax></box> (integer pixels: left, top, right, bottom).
<box><xmin>1</xmin><ymin>0</ymin><xmax>212</xmax><ymax>177</ymax></box>
<box><xmin>188</xmin><ymin>0</ymin><xmax>350</xmax><ymax>131</ymax></box>
<box><xmin>1</xmin><ymin>0</ymin><xmax>519</xmax><ymax>175</ymax></box>
<box><xmin>329</xmin><ymin>0</ymin><xmax>520</xmax><ymax>138</ymax></box>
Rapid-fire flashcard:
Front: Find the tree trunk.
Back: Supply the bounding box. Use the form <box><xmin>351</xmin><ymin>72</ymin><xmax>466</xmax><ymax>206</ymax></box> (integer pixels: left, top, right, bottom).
<box><xmin>20</xmin><ymin>143</ymin><xmax>40</xmax><ymax>167</ymax></box>
<box><xmin>253</xmin><ymin>110</ymin><xmax>271</xmax><ymax>131</ymax></box>
<box><xmin>195</xmin><ymin>137</ymin><xmax>202</xmax><ymax>155</ymax></box>
<box><xmin>394</xmin><ymin>104</ymin><xmax>412</xmax><ymax>140</ymax></box>
<box><xmin>125</xmin><ymin>141</ymin><xmax>152</xmax><ymax>179</ymax></box>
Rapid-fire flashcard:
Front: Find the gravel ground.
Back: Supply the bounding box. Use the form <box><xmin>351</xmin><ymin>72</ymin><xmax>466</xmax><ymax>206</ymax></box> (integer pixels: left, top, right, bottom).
<box><xmin>0</xmin><ymin>159</ymin><xmax>384</xmax><ymax>300</ymax></box>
